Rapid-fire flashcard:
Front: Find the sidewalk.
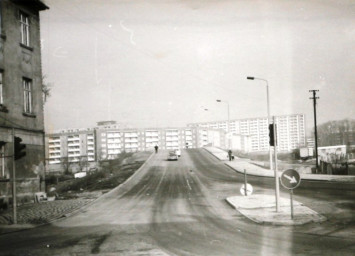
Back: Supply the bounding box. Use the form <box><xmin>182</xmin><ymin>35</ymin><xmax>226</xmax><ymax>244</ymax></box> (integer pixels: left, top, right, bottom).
<box><xmin>204</xmin><ymin>147</ymin><xmax>355</xmax><ymax>225</ymax></box>
<box><xmin>0</xmin><ymin>197</ymin><xmax>97</xmax><ymax>235</ymax></box>
<box><xmin>204</xmin><ymin>147</ymin><xmax>355</xmax><ymax>182</ymax></box>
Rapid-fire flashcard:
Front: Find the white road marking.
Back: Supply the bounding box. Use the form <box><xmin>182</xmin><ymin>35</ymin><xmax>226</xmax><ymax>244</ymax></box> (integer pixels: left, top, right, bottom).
<box><xmin>186</xmin><ymin>178</ymin><xmax>192</xmax><ymax>191</ymax></box>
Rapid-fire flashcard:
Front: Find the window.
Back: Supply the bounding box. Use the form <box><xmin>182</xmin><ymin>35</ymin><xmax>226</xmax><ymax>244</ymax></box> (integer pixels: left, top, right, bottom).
<box><xmin>20</xmin><ymin>12</ymin><xmax>30</xmax><ymax>46</ymax></box>
<box><xmin>23</xmin><ymin>78</ymin><xmax>32</xmax><ymax>113</ymax></box>
<box><xmin>0</xmin><ymin>1</ymin><xmax>2</xmax><ymax>35</ymax></box>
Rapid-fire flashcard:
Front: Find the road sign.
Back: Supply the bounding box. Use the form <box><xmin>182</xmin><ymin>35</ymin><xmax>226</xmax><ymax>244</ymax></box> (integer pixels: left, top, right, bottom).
<box><xmin>240</xmin><ymin>183</ymin><xmax>253</xmax><ymax>196</ymax></box>
<box><xmin>280</xmin><ymin>169</ymin><xmax>301</xmax><ymax>190</ymax></box>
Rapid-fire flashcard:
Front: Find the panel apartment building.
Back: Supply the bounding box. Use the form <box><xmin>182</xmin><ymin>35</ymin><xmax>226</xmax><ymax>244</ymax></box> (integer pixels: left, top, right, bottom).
<box><xmin>46</xmin><ymin>121</ymin><xmax>226</xmax><ymax>164</ymax></box>
<box><xmin>0</xmin><ymin>1</ymin><xmax>48</xmax><ymax>204</ymax></box>
<box><xmin>47</xmin><ymin>128</ymin><xmax>96</xmax><ymax>164</ymax></box>
<box><xmin>188</xmin><ymin>114</ymin><xmax>306</xmax><ymax>152</ymax></box>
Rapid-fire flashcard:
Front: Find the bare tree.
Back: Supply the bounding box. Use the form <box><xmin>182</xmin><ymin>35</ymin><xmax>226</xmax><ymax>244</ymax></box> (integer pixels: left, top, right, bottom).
<box><xmin>78</xmin><ymin>155</ymin><xmax>89</xmax><ymax>172</ymax></box>
<box><xmin>317</xmin><ymin>119</ymin><xmax>355</xmax><ymax>146</ymax></box>
<box><xmin>42</xmin><ymin>75</ymin><xmax>52</xmax><ymax>104</ymax></box>
<box><xmin>61</xmin><ymin>156</ymin><xmax>72</xmax><ymax>175</ymax></box>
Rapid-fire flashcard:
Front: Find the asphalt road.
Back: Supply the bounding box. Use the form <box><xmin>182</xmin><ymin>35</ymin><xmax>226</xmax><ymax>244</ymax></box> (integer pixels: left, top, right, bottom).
<box><xmin>0</xmin><ymin>149</ymin><xmax>354</xmax><ymax>255</ymax></box>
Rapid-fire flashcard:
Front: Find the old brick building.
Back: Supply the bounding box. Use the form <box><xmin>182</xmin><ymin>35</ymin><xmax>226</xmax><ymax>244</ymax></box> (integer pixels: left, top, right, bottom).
<box><xmin>0</xmin><ymin>0</ymin><xmax>48</xmax><ymax>208</ymax></box>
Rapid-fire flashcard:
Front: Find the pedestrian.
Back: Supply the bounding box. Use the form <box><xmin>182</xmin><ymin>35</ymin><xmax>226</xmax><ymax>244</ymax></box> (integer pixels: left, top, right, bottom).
<box><xmin>228</xmin><ymin>149</ymin><xmax>233</xmax><ymax>161</ymax></box>
<box><xmin>154</xmin><ymin>145</ymin><xmax>159</xmax><ymax>153</ymax></box>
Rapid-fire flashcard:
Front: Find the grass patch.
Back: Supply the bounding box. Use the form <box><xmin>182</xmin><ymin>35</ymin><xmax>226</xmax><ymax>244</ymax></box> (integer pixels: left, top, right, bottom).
<box><xmin>28</xmin><ymin>216</ymin><xmax>49</xmax><ymax>224</ymax></box>
<box><xmin>55</xmin><ymin>161</ymin><xmax>145</xmax><ymax>196</ymax></box>
<box><xmin>46</xmin><ymin>152</ymin><xmax>152</xmax><ymax>199</ymax></box>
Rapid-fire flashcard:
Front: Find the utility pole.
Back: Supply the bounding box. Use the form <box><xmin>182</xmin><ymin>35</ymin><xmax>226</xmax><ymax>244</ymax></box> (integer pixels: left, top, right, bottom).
<box><xmin>309</xmin><ymin>90</ymin><xmax>319</xmax><ymax>173</ymax></box>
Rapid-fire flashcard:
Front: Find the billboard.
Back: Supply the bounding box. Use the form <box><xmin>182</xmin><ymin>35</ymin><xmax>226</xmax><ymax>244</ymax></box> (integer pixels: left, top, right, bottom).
<box><xmin>318</xmin><ymin>145</ymin><xmax>346</xmax><ymax>163</ymax></box>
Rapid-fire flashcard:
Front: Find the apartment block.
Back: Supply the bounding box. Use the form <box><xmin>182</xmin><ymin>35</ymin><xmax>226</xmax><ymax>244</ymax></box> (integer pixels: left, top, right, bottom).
<box><xmin>46</xmin><ymin>128</ymin><xmax>96</xmax><ymax>164</ymax></box>
<box><xmin>46</xmin><ymin>121</ymin><xmax>226</xmax><ymax>164</ymax></box>
<box><xmin>145</xmin><ymin>129</ymin><xmax>161</xmax><ymax>149</ymax></box>
<box><xmin>188</xmin><ymin>114</ymin><xmax>306</xmax><ymax>152</ymax></box>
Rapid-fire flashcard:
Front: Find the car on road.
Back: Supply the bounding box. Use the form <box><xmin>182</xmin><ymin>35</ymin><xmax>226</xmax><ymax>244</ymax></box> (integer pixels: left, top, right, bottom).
<box><xmin>174</xmin><ymin>148</ymin><xmax>181</xmax><ymax>157</ymax></box>
<box><xmin>168</xmin><ymin>151</ymin><xmax>178</xmax><ymax>161</ymax></box>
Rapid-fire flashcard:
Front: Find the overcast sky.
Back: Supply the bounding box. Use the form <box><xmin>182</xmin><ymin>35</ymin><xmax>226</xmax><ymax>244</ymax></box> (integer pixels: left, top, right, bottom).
<box><xmin>40</xmin><ymin>0</ymin><xmax>355</xmax><ymax>133</ymax></box>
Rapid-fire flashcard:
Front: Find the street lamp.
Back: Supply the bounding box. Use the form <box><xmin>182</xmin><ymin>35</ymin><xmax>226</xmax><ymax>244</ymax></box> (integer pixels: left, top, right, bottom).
<box><xmin>216</xmin><ymin>99</ymin><xmax>230</xmax><ymax>149</ymax></box>
<box><xmin>247</xmin><ymin>76</ymin><xmax>280</xmax><ymax>212</ymax></box>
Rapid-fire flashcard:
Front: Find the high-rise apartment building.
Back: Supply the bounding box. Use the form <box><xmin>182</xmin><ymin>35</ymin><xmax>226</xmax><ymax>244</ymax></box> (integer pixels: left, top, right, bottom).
<box><xmin>188</xmin><ymin>114</ymin><xmax>306</xmax><ymax>152</ymax></box>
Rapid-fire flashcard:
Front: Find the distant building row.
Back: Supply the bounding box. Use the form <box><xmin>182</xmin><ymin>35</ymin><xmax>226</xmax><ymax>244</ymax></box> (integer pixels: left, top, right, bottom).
<box><xmin>46</xmin><ymin>114</ymin><xmax>307</xmax><ymax>165</ymax></box>
<box><xmin>188</xmin><ymin>114</ymin><xmax>306</xmax><ymax>152</ymax></box>
<box><xmin>46</xmin><ymin>121</ymin><xmax>226</xmax><ymax>164</ymax></box>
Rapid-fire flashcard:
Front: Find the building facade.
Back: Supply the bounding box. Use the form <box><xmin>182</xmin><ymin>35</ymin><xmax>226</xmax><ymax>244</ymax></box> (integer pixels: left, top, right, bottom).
<box><xmin>46</xmin><ymin>128</ymin><xmax>96</xmax><ymax>165</ymax></box>
<box><xmin>0</xmin><ymin>0</ymin><xmax>48</xmax><ymax>205</ymax></box>
<box><xmin>230</xmin><ymin>134</ymin><xmax>252</xmax><ymax>153</ymax></box>
<box><xmin>46</xmin><ymin>121</ymin><xmax>226</xmax><ymax>164</ymax></box>
<box><xmin>188</xmin><ymin>114</ymin><xmax>306</xmax><ymax>152</ymax></box>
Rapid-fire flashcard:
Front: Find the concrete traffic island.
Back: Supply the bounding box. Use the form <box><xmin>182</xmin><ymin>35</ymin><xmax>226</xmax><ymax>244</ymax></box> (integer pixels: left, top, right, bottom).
<box><xmin>226</xmin><ymin>194</ymin><xmax>326</xmax><ymax>225</ymax></box>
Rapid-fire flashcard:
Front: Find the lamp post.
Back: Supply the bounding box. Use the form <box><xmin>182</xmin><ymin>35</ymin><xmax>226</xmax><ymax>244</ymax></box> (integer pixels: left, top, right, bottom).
<box><xmin>247</xmin><ymin>76</ymin><xmax>280</xmax><ymax>212</ymax></box>
<box><xmin>216</xmin><ymin>99</ymin><xmax>230</xmax><ymax>149</ymax></box>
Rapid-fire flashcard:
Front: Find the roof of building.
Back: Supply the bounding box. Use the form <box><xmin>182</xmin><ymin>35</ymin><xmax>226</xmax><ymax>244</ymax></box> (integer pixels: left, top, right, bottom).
<box><xmin>11</xmin><ymin>0</ymin><xmax>49</xmax><ymax>11</ymax></box>
<box><xmin>187</xmin><ymin>113</ymin><xmax>305</xmax><ymax>126</ymax></box>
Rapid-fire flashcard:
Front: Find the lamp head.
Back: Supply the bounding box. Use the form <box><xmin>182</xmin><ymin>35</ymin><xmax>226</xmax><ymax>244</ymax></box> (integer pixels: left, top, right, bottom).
<box><xmin>247</xmin><ymin>76</ymin><xmax>255</xmax><ymax>80</ymax></box>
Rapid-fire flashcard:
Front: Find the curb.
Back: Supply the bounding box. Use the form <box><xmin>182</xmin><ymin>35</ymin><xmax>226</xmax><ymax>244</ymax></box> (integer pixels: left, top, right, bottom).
<box><xmin>225</xmin><ymin>198</ymin><xmax>264</xmax><ymax>225</ymax></box>
<box><xmin>202</xmin><ymin>147</ymin><xmax>227</xmax><ymax>161</ymax></box>
<box><xmin>225</xmin><ymin>197</ymin><xmax>326</xmax><ymax>226</ymax></box>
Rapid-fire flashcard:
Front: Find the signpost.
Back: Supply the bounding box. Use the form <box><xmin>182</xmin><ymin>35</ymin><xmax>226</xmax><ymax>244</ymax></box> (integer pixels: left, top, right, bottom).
<box><xmin>240</xmin><ymin>183</ymin><xmax>253</xmax><ymax>196</ymax></box>
<box><xmin>280</xmin><ymin>169</ymin><xmax>301</xmax><ymax>219</ymax></box>
<box><xmin>243</xmin><ymin>169</ymin><xmax>247</xmax><ymax>196</ymax></box>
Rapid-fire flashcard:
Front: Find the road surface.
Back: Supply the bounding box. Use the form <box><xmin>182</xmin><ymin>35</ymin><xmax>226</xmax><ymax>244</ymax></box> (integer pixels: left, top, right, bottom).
<box><xmin>0</xmin><ymin>149</ymin><xmax>354</xmax><ymax>255</ymax></box>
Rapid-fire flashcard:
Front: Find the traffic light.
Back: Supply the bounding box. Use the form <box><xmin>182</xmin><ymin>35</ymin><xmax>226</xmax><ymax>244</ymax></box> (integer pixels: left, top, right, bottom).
<box><xmin>268</xmin><ymin>124</ymin><xmax>277</xmax><ymax>146</ymax></box>
<box><xmin>14</xmin><ymin>136</ymin><xmax>26</xmax><ymax>160</ymax></box>
<box><xmin>0</xmin><ymin>141</ymin><xmax>6</xmax><ymax>149</ymax></box>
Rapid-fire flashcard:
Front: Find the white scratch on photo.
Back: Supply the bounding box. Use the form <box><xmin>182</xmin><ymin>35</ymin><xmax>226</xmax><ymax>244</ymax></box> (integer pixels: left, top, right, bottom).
<box><xmin>120</xmin><ymin>20</ymin><xmax>136</xmax><ymax>45</ymax></box>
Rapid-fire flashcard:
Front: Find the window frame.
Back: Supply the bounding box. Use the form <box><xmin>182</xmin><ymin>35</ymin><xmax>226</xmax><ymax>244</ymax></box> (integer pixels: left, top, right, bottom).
<box><xmin>0</xmin><ymin>0</ymin><xmax>2</xmax><ymax>35</ymax></box>
<box><xmin>20</xmin><ymin>11</ymin><xmax>30</xmax><ymax>46</ymax></box>
<box><xmin>23</xmin><ymin>78</ymin><xmax>32</xmax><ymax>114</ymax></box>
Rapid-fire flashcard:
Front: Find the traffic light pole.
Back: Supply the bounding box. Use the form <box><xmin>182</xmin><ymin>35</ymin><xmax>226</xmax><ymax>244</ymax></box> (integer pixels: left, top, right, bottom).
<box><xmin>266</xmin><ymin>82</ymin><xmax>273</xmax><ymax>172</ymax></box>
<box><xmin>12</xmin><ymin>128</ymin><xmax>17</xmax><ymax>224</ymax></box>
<box><xmin>273</xmin><ymin>116</ymin><xmax>280</xmax><ymax>212</ymax></box>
